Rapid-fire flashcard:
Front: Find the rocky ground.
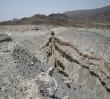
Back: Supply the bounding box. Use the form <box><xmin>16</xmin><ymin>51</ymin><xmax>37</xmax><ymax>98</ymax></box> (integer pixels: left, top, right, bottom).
<box><xmin>0</xmin><ymin>25</ymin><xmax>110</xmax><ymax>99</ymax></box>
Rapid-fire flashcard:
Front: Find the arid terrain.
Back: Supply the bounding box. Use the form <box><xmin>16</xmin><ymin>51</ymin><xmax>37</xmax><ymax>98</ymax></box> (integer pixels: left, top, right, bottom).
<box><xmin>0</xmin><ymin>25</ymin><xmax>110</xmax><ymax>99</ymax></box>
<box><xmin>1</xmin><ymin>6</ymin><xmax>110</xmax><ymax>28</ymax></box>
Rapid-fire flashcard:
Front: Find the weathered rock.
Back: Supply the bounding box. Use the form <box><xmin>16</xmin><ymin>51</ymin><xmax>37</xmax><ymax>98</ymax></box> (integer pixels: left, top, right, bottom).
<box><xmin>0</xmin><ymin>33</ymin><xmax>12</xmax><ymax>42</ymax></box>
<box><xmin>36</xmin><ymin>72</ymin><xmax>58</xmax><ymax>97</ymax></box>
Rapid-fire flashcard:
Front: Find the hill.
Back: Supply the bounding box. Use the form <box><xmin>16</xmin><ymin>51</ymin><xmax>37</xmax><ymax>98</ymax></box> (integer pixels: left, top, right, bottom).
<box><xmin>0</xmin><ymin>25</ymin><xmax>110</xmax><ymax>99</ymax></box>
<box><xmin>0</xmin><ymin>5</ymin><xmax>110</xmax><ymax>27</ymax></box>
<box><xmin>64</xmin><ymin>6</ymin><xmax>110</xmax><ymax>24</ymax></box>
<box><xmin>0</xmin><ymin>14</ymin><xmax>71</xmax><ymax>26</ymax></box>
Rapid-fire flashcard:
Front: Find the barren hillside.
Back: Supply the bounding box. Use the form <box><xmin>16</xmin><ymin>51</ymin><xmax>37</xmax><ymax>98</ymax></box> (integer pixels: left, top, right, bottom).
<box><xmin>0</xmin><ymin>25</ymin><xmax>110</xmax><ymax>99</ymax></box>
<box><xmin>0</xmin><ymin>6</ymin><xmax>110</xmax><ymax>27</ymax></box>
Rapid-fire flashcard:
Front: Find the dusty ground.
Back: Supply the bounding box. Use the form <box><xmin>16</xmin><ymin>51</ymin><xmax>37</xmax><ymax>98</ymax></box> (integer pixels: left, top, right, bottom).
<box><xmin>0</xmin><ymin>25</ymin><xmax>110</xmax><ymax>99</ymax></box>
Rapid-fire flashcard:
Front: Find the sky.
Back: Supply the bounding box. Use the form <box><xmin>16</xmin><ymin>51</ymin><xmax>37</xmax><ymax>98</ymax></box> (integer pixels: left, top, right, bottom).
<box><xmin>0</xmin><ymin>0</ymin><xmax>110</xmax><ymax>21</ymax></box>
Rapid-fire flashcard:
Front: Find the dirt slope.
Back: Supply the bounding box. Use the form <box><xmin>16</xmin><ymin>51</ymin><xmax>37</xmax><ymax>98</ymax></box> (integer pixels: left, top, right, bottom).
<box><xmin>0</xmin><ymin>25</ymin><xmax>110</xmax><ymax>99</ymax></box>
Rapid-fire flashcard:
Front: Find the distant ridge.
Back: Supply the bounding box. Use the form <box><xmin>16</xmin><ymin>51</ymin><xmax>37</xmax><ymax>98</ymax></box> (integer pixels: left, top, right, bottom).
<box><xmin>64</xmin><ymin>5</ymin><xmax>110</xmax><ymax>24</ymax></box>
<box><xmin>0</xmin><ymin>5</ymin><xmax>110</xmax><ymax>27</ymax></box>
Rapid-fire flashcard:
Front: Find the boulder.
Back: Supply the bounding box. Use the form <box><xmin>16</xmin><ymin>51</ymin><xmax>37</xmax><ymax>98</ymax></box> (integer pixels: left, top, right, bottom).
<box><xmin>36</xmin><ymin>72</ymin><xmax>58</xmax><ymax>97</ymax></box>
<box><xmin>0</xmin><ymin>33</ymin><xmax>12</xmax><ymax>42</ymax></box>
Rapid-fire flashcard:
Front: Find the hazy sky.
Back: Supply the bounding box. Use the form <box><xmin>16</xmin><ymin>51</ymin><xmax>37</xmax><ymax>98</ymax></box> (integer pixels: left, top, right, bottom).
<box><xmin>0</xmin><ymin>0</ymin><xmax>110</xmax><ymax>21</ymax></box>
